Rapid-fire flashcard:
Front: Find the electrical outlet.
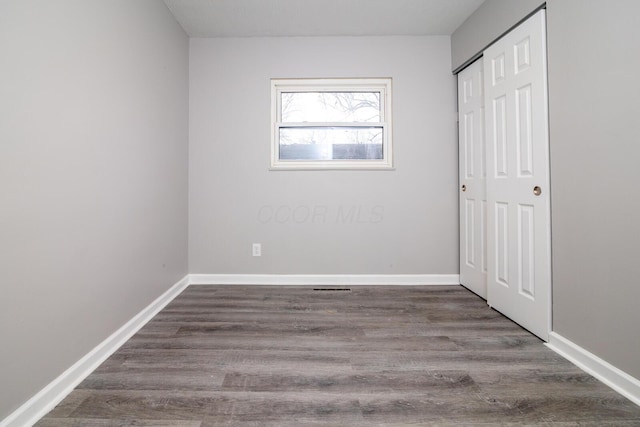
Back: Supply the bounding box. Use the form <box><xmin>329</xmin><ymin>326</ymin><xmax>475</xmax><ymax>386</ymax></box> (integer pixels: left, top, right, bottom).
<box><xmin>252</xmin><ymin>243</ymin><xmax>261</xmax><ymax>257</ymax></box>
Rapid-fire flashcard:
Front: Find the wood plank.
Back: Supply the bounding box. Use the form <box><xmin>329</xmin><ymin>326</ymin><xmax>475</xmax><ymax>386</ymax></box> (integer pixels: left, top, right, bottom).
<box><xmin>36</xmin><ymin>285</ymin><xmax>640</xmax><ymax>426</ymax></box>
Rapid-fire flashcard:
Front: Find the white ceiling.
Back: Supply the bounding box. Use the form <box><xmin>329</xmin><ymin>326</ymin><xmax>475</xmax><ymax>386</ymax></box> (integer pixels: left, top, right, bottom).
<box><xmin>163</xmin><ymin>0</ymin><xmax>486</xmax><ymax>37</ymax></box>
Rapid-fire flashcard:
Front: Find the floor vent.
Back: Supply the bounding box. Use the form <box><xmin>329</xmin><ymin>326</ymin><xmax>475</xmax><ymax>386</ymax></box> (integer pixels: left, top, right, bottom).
<box><xmin>313</xmin><ymin>288</ymin><xmax>351</xmax><ymax>292</ymax></box>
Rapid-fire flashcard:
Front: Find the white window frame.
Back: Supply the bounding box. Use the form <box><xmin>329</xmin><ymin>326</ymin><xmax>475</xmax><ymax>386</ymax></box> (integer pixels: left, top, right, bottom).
<box><xmin>270</xmin><ymin>78</ymin><xmax>393</xmax><ymax>170</ymax></box>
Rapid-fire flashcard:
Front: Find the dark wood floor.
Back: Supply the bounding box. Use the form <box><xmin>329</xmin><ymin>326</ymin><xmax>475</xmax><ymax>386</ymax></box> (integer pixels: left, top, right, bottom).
<box><xmin>37</xmin><ymin>285</ymin><xmax>640</xmax><ymax>426</ymax></box>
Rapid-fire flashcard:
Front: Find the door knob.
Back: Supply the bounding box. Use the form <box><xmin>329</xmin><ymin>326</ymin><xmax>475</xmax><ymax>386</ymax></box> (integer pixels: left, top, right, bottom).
<box><xmin>461</xmin><ymin>184</ymin><xmax>467</xmax><ymax>192</ymax></box>
<box><xmin>533</xmin><ymin>186</ymin><xmax>542</xmax><ymax>196</ymax></box>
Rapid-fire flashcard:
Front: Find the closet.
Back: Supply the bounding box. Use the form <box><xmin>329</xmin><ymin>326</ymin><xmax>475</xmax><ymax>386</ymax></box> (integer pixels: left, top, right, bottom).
<box><xmin>458</xmin><ymin>10</ymin><xmax>551</xmax><ymax>341</ymax></box>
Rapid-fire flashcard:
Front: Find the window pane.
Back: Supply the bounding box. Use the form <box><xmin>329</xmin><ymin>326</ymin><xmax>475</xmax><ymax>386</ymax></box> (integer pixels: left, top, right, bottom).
<box><xmin>279</xmin><ymin>127</ymin><xmax>383</xmax><ymax>160</ymax></box>
<box><xmin>281</xmin><ymin>92</ymin><xmax>380</xmax><ymax>123</ymax></box>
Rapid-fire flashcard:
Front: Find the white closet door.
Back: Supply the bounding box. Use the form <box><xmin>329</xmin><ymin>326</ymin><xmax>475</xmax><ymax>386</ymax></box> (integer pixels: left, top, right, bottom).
<box><xmin>458</xmin><ymin>58</ymin><xmax>487</xmax><ymax>299</ymax></box>
<box><xmin>484</xmin><ymin>10</ymin><xmax>551</xmax><ymax>340</ymax></box>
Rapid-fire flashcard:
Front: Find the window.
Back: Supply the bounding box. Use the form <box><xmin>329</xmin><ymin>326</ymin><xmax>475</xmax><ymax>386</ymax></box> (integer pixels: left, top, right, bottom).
<box><xmin>271</xmin><ymin>78</ymin><xmax>393</xmax><ymax>170</ymax></box>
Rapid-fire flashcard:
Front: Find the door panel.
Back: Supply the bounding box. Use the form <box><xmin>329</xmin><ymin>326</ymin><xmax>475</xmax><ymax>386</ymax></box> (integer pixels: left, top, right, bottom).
<box><xmin>484</xmin><ymin>10</ymin><xmax>551</xmax><ymax>340</ymax></box>
<box><xmin>458</xmin><ymin>58</ymin><xmax>487</xmax><ymax>299</ymax></box>
<box><xmin>518</xmin><ymin>203</ymin><xmax>535</xmax><ymax>298</ymax></box>
<box><xmin>495</xmin><ymin>201</ymin><xmax>509</xmax><ymax>287</ymax></box>
<box><xmin>493</xmin><ymin>95</ymin><xmax>508</xmax><ymax>177</ymax></box>
<box><xmin>465</xmin><ymin>199</ymin><xmax>476</xmax><ymax>266</ymax></box>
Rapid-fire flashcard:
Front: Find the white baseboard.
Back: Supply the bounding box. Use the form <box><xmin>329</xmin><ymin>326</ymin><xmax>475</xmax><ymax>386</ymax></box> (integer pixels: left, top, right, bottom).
<box><xmin>0</xmin><ymin>275</ymin><xmax>190</xmax><ymax>427</ymax></box>
<box><xmin>188</xmin><ymin>274</ymin><xmax>460</xmax><ymax>286</ymax></box>
<box><xmin>546</xmin><ymin>332</ymin><xmax>640</xmax><ymax>407</ymax></box>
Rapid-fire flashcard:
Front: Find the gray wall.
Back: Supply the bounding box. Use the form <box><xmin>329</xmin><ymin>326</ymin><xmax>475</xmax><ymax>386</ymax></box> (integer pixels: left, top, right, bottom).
<box><xmin>547</xmin><ymin>0</ymin><xmax>640</xmax><ymax>379</ymax></box>
<box><xmin>189</xmin><ymin>36</ymin><xmax>458</xmax><ymax>275</ymax></box>
<box><xmin>451</xmin><ymin>0</ymin><xmax>545</xmax><ymax>72</ymax></box>
<box><xmin>452</xmin><ymin>0</ymin><xmax>640</xmax><ymax>379</ymax></box>
<box><xmin>0</xmin><ymin>0</ymin><xmax>189</xmax><ymax>419</ymax></box>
